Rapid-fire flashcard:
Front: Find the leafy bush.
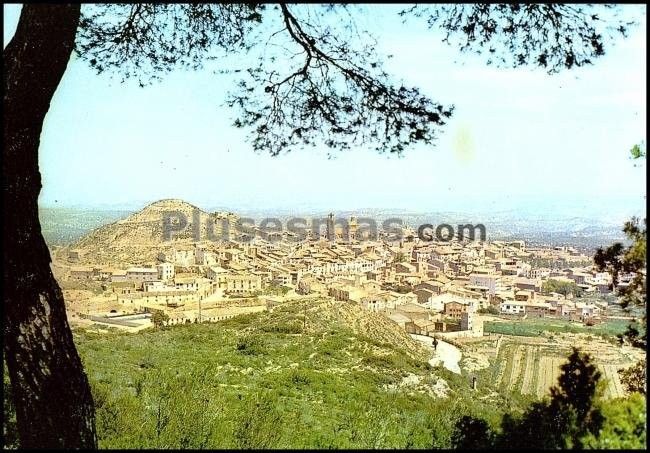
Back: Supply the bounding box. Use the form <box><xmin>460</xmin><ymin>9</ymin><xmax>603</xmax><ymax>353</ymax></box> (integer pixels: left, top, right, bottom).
<box><xmin>361</xmin><ymin>354</ymin><xmax>398</xmax><ymax>369</ymax></box>
<box><xmin>619</xmin><ymin>360</ymin><xmax>646</xmax><ymax>395</ymax></box>
<box><xmin>258</xmin><ymin>320</ymin><xmax>303</xmax><ymax>334</ymax></box>
<box><xmin>233</xmin><ymin>394</ymin><xmax>283</xmax><ymax>448</ymax></box>
<box><xmin>236</xmin><ymin>335</ymin><xmax>265</xmax><ymax>355</ymax></box>
<box><xmin>582</xmin><ymin>393</ymin><xmax>647</xmax><ymax>449</ymax></box>
<box><xmin>289</xmin><ymin>370</ymin><xmax>312</xmax><ymax>386</ymax></box>
<box><xmin>478</xmin><ymin>306</ymin><xmax>499</xmax><ymax>315</ymax></box>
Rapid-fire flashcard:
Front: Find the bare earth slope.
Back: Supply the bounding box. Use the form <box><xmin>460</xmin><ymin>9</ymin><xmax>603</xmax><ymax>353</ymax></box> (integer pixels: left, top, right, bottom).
<box><xmin>65</xmin><ymin>199</ymin><xmax>234</xmax><ymax>265</ymax></box>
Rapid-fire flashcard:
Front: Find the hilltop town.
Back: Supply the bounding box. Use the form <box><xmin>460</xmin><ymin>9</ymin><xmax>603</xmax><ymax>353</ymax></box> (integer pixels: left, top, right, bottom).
<box><xmin>50</xmin><ymin>199</ymin><xmax>631</xmax><ymax>340</ymax></box>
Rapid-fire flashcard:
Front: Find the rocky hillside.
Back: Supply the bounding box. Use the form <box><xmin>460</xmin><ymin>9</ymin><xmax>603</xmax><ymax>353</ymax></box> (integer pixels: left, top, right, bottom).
<box><xmin>260</xmin><ymin>298</ymin><xmax>431</xmax><ymax>361</ymax></box>
<box><xmin>65</xmin><ymin>199</ymin><xmax>233</xmax><ymax>265</ymax></box>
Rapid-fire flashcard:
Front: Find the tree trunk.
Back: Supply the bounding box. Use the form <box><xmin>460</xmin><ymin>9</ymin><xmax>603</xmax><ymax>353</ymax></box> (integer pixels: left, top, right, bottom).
<box><xmin>3</xmin><ymin>4</ymin><xmax>97</xmax><ymax>448</ymax></box>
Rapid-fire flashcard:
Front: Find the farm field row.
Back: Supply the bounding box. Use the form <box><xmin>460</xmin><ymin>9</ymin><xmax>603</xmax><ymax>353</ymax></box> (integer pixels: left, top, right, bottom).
<box><xmin>470</xmin><ymin>336</ymin><xmax>642</xmax><ymax>400</ymax></box>
<box><xmin>484</xmin><ymin>317</ymin><xmax>635</xmax><ymax>339</ymax></box>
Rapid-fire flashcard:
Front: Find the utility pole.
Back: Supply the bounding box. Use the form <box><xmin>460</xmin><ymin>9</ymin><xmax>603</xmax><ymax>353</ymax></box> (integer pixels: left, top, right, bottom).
<box><xmin>198</xmin><ymin>295</ymin><xmax>202</xmax><ymax>324</ymax></box>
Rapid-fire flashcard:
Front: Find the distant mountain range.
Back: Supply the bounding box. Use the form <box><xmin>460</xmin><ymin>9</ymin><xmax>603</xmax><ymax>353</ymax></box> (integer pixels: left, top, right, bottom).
<box><xmin>40</xmin><ymin>199</ymin><xmax>643</xmax><ymax>252</ymax></box>
<box><xmin>39</xmin><ymin>207</ymin><xmax>132</xmax><ymax>247</ymax></box>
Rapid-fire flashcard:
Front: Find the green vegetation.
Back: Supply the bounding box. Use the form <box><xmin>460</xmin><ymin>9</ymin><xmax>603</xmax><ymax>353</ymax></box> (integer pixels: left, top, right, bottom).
<box><xmin>581</xmin><ymin>393</ymin><xmax>647</xmax><ymax>449</ymax></box>
<box><xmin>3</xmin><ymin>300</ymin><xmax>516</xmax><ymax>449</ymax></box>
<box><xmin>4</xmin><ymin>300</ymin><xmax>644</xmax><ymax>449</ymax></box>
<box><xmin>256</xmin><ymin>282</ymin><xmax>292</xmax><ymax>297</ymax></box>
<box><xmin>484</xmin><ymin>318</ymin><xmax>632</xmax><ymax>339</ymax></box>
<box><xmin>3</xmin><ymin>371</ymin><xmax>18</xmax><ymax>449</ymax></box>
<box><xmin>619</xmin><ymin>360</ymin><xmax>646</xmax><ymax>395</ymax></box>
<box><xmin>477</xmin><ymin>306</ymin><xmax>499</xmax><ymax>315</ymax></box>
<box><xmin>150</xmin><ymin>310</ymin><xmax>169</xmax><ymax>329</ymax></box>
<box><xmin>542</xmin><ymin>278</ymin><xmax>583</xmax><ymax>298</ymax></box>
<box><xmin>629</xmin><ymin>142</ymin><xmax>646</xmax><ymax>160</ymax></box>
<box><xmin>595</xmin><ymin>217</ymin><xmax>647</xmax><ymax>348</ymax></box>
<box><xmin>452</xmin><ymin>349</ymin><xmax>646</xmax><ymax>449</ymax></box>
<box><xmin>595</xmin><ymin>144</ymin><xmax>646</xmax><ymax>349</ymax></box>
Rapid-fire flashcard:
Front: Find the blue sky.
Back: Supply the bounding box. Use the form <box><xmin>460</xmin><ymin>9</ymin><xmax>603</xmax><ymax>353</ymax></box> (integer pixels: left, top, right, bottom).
<box><xmin>4</xmin><ymin>4</ymin><xmax>647</xmax><ymax>217</ymax></box>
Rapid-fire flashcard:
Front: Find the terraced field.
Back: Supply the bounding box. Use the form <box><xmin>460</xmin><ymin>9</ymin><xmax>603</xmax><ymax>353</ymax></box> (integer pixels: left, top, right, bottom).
<box><xmin>519</xmin><ymin>346</ymin><xmax>540</xmax><ymax>395</ymax></box>
<box><xmin>535</xmin><ymin>355</ymin><xmax>564</xmax><ymax>398</ymax></box>
<box><xmin>506</xmin><ymin>345</ymin><xmax>525</xmax><ymax>388</ymax></box>
<box><xmin>468</xmin><ymin>334</ymin><xmax>643</xmax><ymax>400</ymax></box>
<box><xmin>599</xmin><ymin>364</ymin><xmax>626</xmax><ymax>398</ymax></box>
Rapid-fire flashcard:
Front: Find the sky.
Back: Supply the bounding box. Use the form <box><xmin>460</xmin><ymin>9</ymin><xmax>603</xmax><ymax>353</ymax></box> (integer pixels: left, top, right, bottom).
<box><xmin>3</xmin><ymin>4</ymin><xmax>647</xmax><ymax>218</ymax></box>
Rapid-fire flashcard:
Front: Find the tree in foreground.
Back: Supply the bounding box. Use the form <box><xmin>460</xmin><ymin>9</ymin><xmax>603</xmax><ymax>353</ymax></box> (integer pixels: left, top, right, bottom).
<box><xmin>451</xmin><ymin>348</ymin><xmax>647</xmax><ymax>449</ymax></box>
<box><xmin>3</xmin><ymin>5</ymin><xmax>96</xmax><ymax>448</ymax></box>
<box><xmin>594</xmin><ymin>216</ymin><xmax>647</xmax><ymax>349</ymax></box>
<box><xmin>594</xmin><ymin>144</ymin><xmax>646</xmax><ymax>351</ymax></box>
<box><xmin>580</xmin><ymin>392</ymin><xmax>647</xmax><ymax>449</ymax></box>
<box><xmin>619</xmin><ymin>360</ymin><xmax>646</xmax><ymax>396</ymax></box>
<box><xmin>593</xmin><ymin>144</ymin><xmax>647</xmax><ymax>404</ymax></box>
<box><xmin>2</xmin><ymin>3</ymin><xmax>637</xmax><ymax>448</ymax></box>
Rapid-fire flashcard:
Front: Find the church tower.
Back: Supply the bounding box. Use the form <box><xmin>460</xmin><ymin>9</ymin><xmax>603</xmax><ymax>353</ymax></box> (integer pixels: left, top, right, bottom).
<box><xmin>349</xmin><ymin>216</ymin><xmax>358</xmax><ymax>241</ymax></box>
<box><xmin>326</xmin><ymin>213</ymin><xmax>335</xmax><ymax>241</ymax></box>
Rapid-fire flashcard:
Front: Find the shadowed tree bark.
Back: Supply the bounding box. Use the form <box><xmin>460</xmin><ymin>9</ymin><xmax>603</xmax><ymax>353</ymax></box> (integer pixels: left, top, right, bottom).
<box><xmin>3</xmin><ymin>4</ymin><xmax>96</xmax><ymax>448</ymax></box>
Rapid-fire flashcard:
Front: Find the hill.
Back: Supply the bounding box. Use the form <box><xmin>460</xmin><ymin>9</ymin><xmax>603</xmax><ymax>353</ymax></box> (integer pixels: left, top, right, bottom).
<box><xmin>63</xmin><ymin>199</ymin><xmax>234</xmax><ymax>265</ymax></box>
<box><xmin>3</xmin><ymin>299</ymin><xmax>513</xmax><ymax>449</ymax></box>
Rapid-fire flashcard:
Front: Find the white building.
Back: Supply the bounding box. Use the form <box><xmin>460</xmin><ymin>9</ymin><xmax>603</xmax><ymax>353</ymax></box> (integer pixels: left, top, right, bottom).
<box><xmin>143</xmin><ymin>280</ymin><xmax>168</xmax><ymax>292</ymax></box>
<box><xmin>159</xmin><ymin>248</ymin><xmax>195</xmax><ymax>267</ymax></box>
<box><xmin>207</xmin><ymin>266</ymin><xmax>228</xmax><ymax>281</ymax></box>
<box><xmin>174</xmin><ymin>277</ymin><xmax>200</xmax><ymax>292</ymax></box>
<box><xmin>157</xmin><ymin>262</ymin><xmax>175</xmax><ymax>281</ymax></box>
<box><xmin>530</xmin><ymin>268</ymin><xmax>551</xmax><ymax>279</ymax></box>
<box><xmin>469</xmin><ymin>273</ymin><xmax>504</xmax><ymax>295</ymax></box>
<box><xmin>500</xmin><ymin>301</ymin><xmax>526</xmax><ymax>315</ymax></box>
<box><xmin>360</xmin><ymin>295</ymin><xmax>388</xmax><ymax>312</ymax></box>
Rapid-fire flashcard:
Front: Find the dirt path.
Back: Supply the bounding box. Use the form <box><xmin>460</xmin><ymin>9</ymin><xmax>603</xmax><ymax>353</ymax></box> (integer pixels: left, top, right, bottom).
<box><xmin>410</xmin><ymin>334</ymin><xmax>462</xmax><ymax>374</ymax></box>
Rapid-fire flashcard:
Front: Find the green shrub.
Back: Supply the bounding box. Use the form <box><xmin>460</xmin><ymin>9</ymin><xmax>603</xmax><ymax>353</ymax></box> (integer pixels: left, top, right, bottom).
<box><xmin>478</xmin><ymin>306</ymin><xmax>499</xmax><ymax>315</ymax></box>
<box><xmin>361</xmin><ymin>354</ymin><xmax>398</xmax><ymax>369</ymax></box>
<box><xmin>236</xmin><ymin>335</ymin><xmax>265</xmax><ymax>355</ymax></box>
<box><xmin>233</xmin><ymin>394</ymin><xmax>283</xmax><ymax>448</ymax></box>
<box><xmin>289</xmin><ymin>370</ymin><xmax>312</xmax><ymax>386</ymax></box>
<box><xmin>259</xmin><ymin>320</ymin><xmax>303</xmax><ymax>334</ymax></box>
<box><xmin>25</xmin><ymin>305</ymin><xmax>553</xmax><ymax>448</ymax></box>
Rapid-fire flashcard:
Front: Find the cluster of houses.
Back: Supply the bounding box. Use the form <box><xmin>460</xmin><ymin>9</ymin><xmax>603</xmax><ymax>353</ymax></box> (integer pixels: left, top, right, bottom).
<box><xmin>63</xmin><ymin>215</ymin><xmax>623</xmax><ymax>334</ymax></box>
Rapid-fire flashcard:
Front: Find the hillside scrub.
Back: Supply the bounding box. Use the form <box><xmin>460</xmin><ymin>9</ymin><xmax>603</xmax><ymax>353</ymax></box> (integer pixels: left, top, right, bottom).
<box><xmin>4</xmin><ymin>299</ymin><xmax>514</xmax><ymax>448</ymax></box>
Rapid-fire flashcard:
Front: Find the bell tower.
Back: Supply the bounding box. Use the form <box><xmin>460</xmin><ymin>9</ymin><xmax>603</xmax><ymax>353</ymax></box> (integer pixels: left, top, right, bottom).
<box><xmin>326</xmin><ymin>213</ymin><xmax>335</xmax><ymax>241</ymax></box>
<box><xmin>349</xmin><ymin>216</ymin><xmax>358</xmax><ymax>241</ymax></box>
